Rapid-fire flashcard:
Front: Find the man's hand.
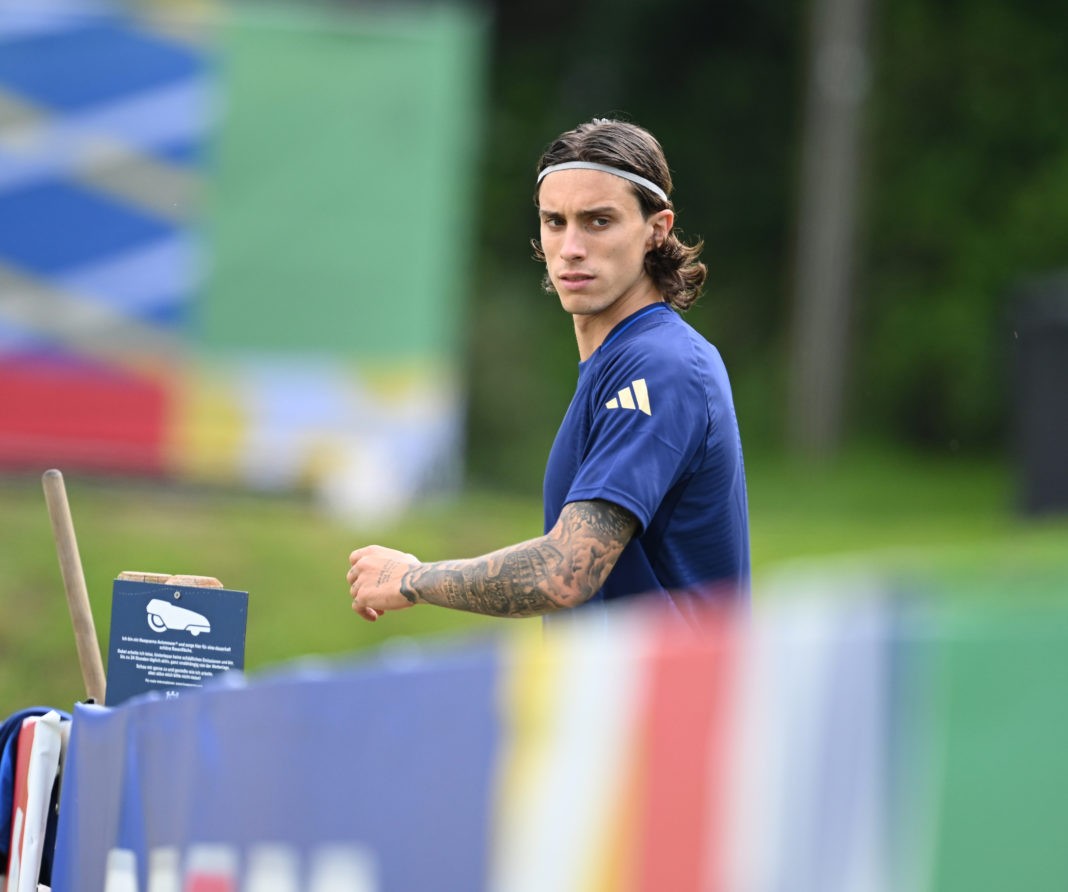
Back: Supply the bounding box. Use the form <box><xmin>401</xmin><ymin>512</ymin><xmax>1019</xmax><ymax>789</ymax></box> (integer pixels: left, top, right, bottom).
<box><xmin>347</xmin><ymin>545</ymin><xmax>420</xmax><ymax>622</ymax></box>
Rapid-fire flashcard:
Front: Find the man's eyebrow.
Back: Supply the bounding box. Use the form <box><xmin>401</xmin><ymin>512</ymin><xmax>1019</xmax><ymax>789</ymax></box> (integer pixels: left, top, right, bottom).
<box><xmin>539</xmin><ymin>205</ymin><xmax>619</xmax><ymax>219</ymax></box>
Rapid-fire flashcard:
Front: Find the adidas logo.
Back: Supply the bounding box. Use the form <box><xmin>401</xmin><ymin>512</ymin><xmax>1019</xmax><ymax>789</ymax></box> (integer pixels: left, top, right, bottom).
<box><xmin>605</xmin><ymin>378</ymin><xmax>651</xmax><ymax>415</ymax></box>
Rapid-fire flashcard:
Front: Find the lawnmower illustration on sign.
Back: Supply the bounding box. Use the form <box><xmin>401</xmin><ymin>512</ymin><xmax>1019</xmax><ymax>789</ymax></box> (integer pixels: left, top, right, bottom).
<box><xmin>146</xmin><ymin>599</ymin><xmax>212</xmax><ymax>637</ymax></box>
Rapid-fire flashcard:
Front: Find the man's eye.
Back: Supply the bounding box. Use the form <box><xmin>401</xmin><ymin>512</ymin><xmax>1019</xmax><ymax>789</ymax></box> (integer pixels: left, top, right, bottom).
<box><xmin>591</xmin><ymin>217</ymin><xmax>610</xmax><ymax>228</ymax></box>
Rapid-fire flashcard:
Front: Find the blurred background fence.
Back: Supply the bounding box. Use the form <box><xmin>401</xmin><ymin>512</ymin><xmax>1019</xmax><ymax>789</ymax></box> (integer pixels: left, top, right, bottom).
<box><xmin>1</xmin><ymin>0</ymin><xmax>486</xmax><ymax>521</ymax></box>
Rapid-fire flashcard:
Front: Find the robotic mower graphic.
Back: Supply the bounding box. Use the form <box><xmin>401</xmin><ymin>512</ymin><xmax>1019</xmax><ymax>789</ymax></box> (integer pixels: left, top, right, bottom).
<box><xmin>146</xmin><ymin>599</ymin><xmax>212</xmax><ymax>636</ymax></box>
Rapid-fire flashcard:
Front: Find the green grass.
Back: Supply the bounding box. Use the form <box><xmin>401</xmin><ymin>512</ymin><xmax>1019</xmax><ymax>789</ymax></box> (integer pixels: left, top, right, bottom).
<box><xmin>2</xmin><ymin>449</ymin><xmax>1066</xmax><ymax>711</ymax></box>
<box><xmin>746</xmin><ymin>449</ymin><xmax>1068</xmax><ymax>599</ymax></box>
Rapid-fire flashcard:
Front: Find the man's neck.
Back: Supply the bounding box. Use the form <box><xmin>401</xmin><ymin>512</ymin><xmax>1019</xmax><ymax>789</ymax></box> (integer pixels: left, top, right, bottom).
<box><xmin>573</xmin><ymin>292</ymin><xmax>663</xmax><ymax>362</ymax></box>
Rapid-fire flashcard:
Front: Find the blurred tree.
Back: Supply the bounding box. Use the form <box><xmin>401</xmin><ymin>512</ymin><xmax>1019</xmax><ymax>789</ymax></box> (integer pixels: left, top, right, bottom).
<box><xmin>858</xmin><ymin>0</ymin><xmax>1068</xmax><ymax>451</ymax></box>
<box><xmin>788</xmin><ymin>0</ymin><xmax>875</xmax><ymax>459</ymax></box>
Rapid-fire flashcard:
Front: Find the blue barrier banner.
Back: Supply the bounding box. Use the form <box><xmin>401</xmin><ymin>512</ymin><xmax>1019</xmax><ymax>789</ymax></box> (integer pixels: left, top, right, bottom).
<box><xmin>52</xmin><ymin>643</ymin><xmax>503</xmax><ymax>891</ymax></box>
<box><xmin>48</xmin><ymin>593</ymin><xmax>1068</xmax><ymax>891</ymax></box>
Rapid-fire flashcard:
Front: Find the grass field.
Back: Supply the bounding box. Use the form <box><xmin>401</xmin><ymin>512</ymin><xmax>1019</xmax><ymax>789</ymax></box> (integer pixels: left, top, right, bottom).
<box><xmin>2</xmin><ymin>448</ymin><xmax>1066</xmax><ymax>710</ymax></box>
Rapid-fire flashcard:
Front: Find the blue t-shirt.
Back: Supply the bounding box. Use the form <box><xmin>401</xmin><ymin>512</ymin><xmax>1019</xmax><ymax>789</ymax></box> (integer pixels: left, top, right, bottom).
<box><xmin>542</xmin><ymin>303</ymin><xmax>750</xmax><ymax>623</ymax></box>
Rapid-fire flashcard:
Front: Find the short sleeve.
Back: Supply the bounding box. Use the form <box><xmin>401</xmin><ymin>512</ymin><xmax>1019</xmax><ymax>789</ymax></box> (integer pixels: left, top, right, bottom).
<box><xmin>564</xmin><ymin>345</ymin><xmax>706</xmax><ymax>530</ymax></box>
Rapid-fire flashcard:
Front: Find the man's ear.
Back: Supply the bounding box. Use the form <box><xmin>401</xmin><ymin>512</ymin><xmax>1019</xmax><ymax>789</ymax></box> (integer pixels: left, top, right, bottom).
<box><xmin>649</xmin><ymin>208</ymin><xmax>675</xmax><ymax>248</ymax></box>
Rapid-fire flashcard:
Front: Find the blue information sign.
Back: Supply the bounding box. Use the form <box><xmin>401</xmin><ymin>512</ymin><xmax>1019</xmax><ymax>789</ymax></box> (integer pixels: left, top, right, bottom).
<box><xmin>105</xmin><ymin>579</ymin><xmax>249</xmax><ymax>706</ymax></box>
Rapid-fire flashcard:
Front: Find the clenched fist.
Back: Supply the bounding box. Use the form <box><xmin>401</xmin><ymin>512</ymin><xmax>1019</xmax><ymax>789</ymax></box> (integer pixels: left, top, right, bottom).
<box><xmin>347</xmin><ymin>545</ymin><xmax>421</xmax><ymax>622</ymax></box>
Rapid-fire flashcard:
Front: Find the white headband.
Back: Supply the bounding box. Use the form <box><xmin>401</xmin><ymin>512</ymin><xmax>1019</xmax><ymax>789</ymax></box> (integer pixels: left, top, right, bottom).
<box><xmin>537</xmin><ymin>161</ymin><xmax>669</xmax><ymax>203</ymax></box>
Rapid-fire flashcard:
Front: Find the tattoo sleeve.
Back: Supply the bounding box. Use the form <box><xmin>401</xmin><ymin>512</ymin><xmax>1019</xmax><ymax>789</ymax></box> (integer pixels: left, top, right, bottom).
<box><xmin>398</xmin><ymin>500</ymin><xmax>638</xmax><ymax>617</ymax></box>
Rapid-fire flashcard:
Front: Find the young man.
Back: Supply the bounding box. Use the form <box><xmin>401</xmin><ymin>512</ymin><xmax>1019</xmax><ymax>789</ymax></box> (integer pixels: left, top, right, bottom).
<box><xmin>347</xmin><ymin>119</ymin><xmax>749</xmax><ymax>625</ymax></box>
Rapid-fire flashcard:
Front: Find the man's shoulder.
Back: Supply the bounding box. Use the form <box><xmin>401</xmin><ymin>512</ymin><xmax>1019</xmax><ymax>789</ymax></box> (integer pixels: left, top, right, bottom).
<box><xmin>610</xmin><ymin>313</ymin><xmax>719</xmax><ymax>375</ymax></box>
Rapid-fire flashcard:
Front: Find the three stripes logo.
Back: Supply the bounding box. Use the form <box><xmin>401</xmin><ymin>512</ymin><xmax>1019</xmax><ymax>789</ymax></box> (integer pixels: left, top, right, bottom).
<box><xmin>605</xmin><ymin>378</ymin><xmax>651</xmax><ymax>416</ymax></box>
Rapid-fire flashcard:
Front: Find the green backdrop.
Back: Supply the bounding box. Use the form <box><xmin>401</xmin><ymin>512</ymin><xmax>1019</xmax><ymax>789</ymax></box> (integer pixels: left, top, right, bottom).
<box><xmin>201</xmin><ymin>3</ymin><xmax>487</xmax><ymax>362</ymax></box>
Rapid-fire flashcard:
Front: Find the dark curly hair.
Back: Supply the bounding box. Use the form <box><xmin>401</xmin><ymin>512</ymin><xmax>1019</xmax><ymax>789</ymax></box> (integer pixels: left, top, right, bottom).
<box><xmin>531</xmin><ymin>118</ymin><xmax>707</xmax><ymax>312</ymax></box>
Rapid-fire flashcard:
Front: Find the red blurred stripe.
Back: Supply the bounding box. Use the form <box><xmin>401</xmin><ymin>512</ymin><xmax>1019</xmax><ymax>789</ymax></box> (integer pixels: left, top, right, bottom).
<box><xmin>632</xmin><ymin>607</ymin><xmax>739</xmax><ymax>892</ymax></box>
<box><xmin>0</xmin><ymin>358</ymin><xmax>170</xmax><ymax>474</ymax></box>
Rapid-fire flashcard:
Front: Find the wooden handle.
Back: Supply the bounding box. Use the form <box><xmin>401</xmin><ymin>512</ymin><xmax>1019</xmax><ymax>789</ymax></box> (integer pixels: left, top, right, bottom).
<box><xmin>42</xmin><ymin>469</ymin><xmax>107</xmax><ymax>704</ymax></box>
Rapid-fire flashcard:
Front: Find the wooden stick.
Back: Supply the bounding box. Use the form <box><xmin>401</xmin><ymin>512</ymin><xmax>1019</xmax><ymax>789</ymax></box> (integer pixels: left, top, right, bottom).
<box><xmin>42</xmin><ymin>469</ymin><xmax>107</xmax><ymax>704</ymax></box>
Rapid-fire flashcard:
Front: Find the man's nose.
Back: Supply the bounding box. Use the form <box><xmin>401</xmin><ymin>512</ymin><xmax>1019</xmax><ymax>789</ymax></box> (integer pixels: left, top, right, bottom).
<box><xmin>560</xmin><ymin>225</ymin><xmax>586</xmax><ymax>259</ymax></box>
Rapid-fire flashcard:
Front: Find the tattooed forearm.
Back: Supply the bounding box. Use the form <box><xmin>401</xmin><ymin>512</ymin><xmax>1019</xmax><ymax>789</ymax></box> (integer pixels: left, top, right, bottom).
<box><xmin>397</xmin><ymin>500</ymin><xmax>638</xmax><ymax>617</ymax></box>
